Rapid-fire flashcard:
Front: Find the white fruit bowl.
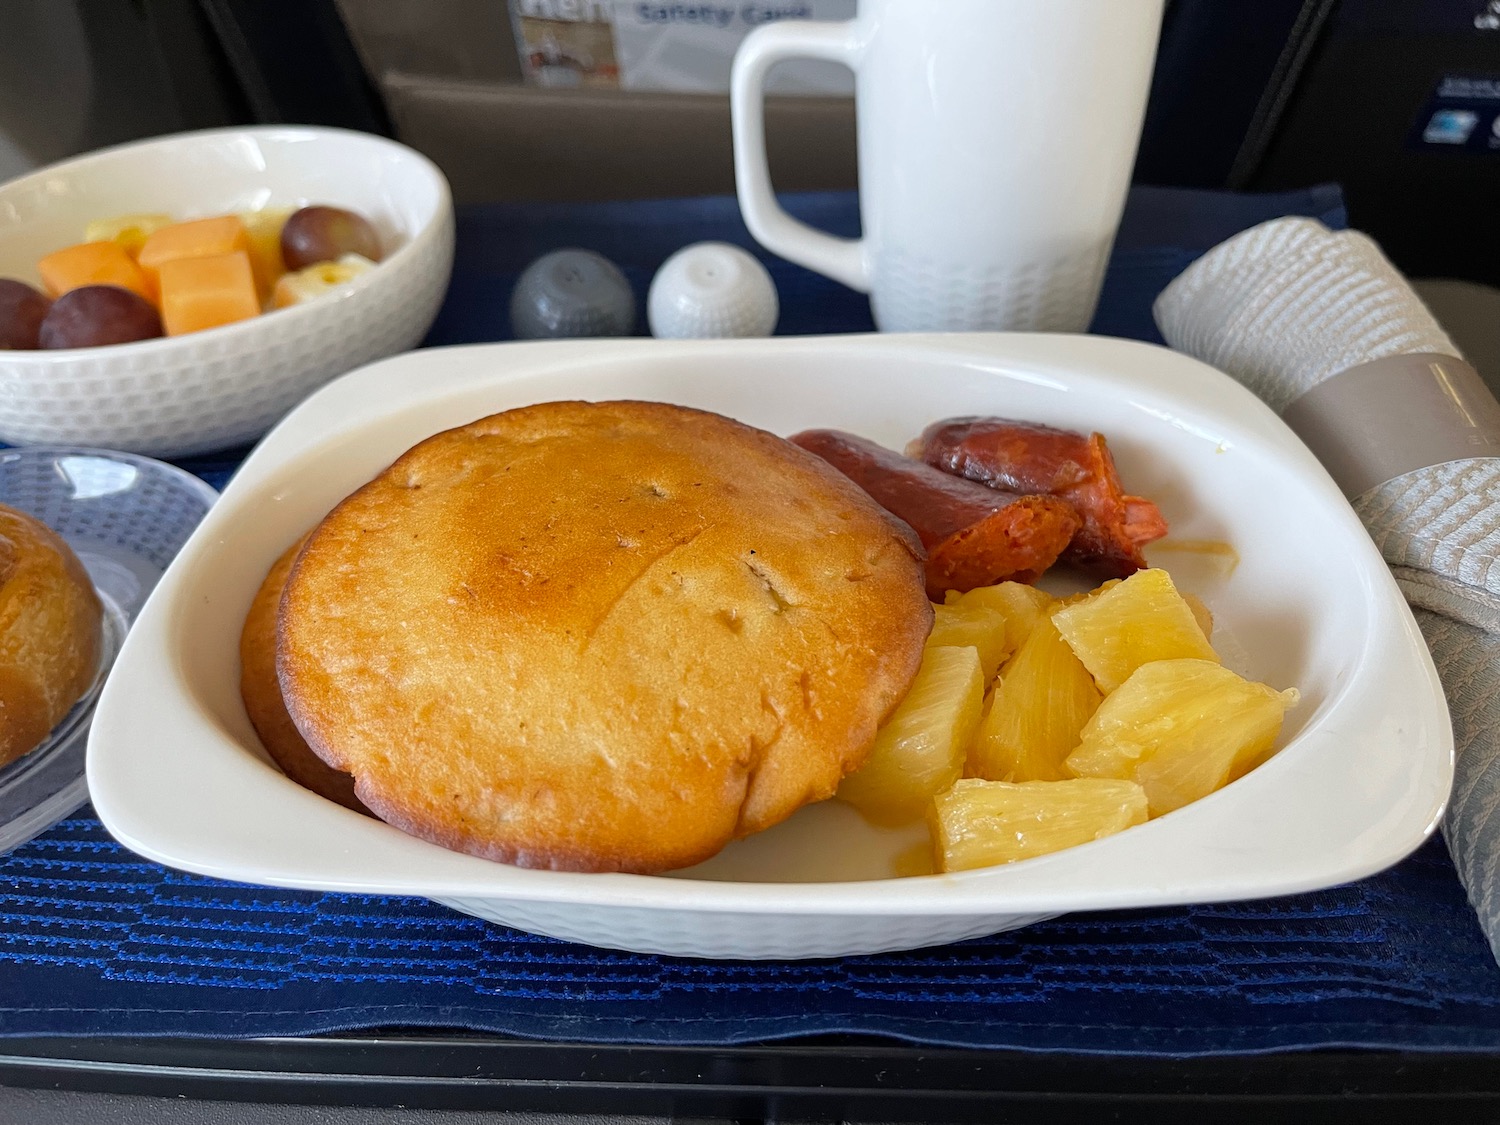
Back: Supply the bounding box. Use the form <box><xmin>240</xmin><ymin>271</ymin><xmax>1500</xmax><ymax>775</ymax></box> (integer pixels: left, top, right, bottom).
<box><xmin>85</xmin><ymin>333</ymin><xmax>1453</xmax><ymax>959</ymax></box>
<box><xmin>0</xmin><ymin>126</ymin><xmax>454</xmax><ymax>458</ymax></box>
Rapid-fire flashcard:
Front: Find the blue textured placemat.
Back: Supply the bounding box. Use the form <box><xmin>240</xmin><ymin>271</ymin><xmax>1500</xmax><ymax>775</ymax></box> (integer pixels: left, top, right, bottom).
<box><xmin>17</xmin><ymin>184</ymin><xmax>1495</xmax><ymax>1054</ymax></box>
<box><xmin>6</xmin><ymin>820</ymin><xmax>1500</xmax><ymax>1051</ymax></box>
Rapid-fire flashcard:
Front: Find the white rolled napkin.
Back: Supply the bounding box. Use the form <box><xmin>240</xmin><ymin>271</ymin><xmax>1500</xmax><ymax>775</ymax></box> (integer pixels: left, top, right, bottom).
<box><xmin>1153</xmin><ymin>217</ymin><xmax>1500</xmax><ymax>962</ymax></box>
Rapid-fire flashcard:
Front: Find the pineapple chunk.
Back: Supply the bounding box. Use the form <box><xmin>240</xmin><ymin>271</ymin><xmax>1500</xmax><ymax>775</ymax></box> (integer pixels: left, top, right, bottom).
<box><xmin>239</xmin><ymin>206</ymin><xmax>294</xmax><ymax>299</ymax></box>
<box><xmin>1051</xmin><ymin>568</ymin><xmax>1218</xmax><ymax>694</ymax></box>
<box><xmin>839</xmin><ymin>645</ymin><xmax>984</xmax><ymax>825</ymax></box>
<box><xmin>944</xmin><ymin>581</ymin><xmax>1056</xmax><ymax>656</ymax></box>
<box><xmin>84</xmin><ymin>212</ymin><xmax>173</xmax><ymax>258</ymax></box>
<box><xmin>1065</xmin><ymin>658</ymin><xmax>1300</xmax><ymax>816</ymax></box>
<box><xmin>272</xmin><ymin>253</ymin><xmax>376</xmax><ymax>309</ymax></box>
<box><xmin>1058</xmin><ymin>578</ymin><xmax>1122</xmax><ymax>606</ymax></box>
<box><xmin>930</xmin><ymin>777</ymin><xmax>1149</xmax><ymax>871</ymax></box>
<box><xmin>1182</xmin><ymin>591</ymin><xmax>1214</xmax><ymax>639</ymax></box>
<box><xmin>968</xmin><ymin>614</ymin><xmax>1101</xmax><ymax>782</ymax></box>
<box><xmin>928</xmin><ymin>600</ymin><xmax>1010</xmax><ymax>683</ymax></box>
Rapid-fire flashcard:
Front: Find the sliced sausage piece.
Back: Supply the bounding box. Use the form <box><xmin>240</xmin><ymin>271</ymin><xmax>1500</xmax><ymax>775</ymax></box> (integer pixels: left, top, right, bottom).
<box><xmin>791</xmin><ymin>429</ymin><xmax>1080</xmax><ymax>598</ymax></box>
<box><xmin>909</xmin><ymin>418</ymin><xmax>1167</xmax><ymax>579</ymax></box>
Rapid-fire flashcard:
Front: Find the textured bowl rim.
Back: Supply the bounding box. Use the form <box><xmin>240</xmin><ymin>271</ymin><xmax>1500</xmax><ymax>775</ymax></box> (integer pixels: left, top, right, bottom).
<box><xmin>0</xmin><ymin>124</ymin><xmax>453</xmax><ymax>365</ymax></box>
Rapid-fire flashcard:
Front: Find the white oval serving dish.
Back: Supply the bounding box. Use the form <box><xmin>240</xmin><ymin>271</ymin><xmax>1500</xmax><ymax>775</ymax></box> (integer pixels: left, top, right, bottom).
<box><xmin>85</xmin><ymin>333</ymin><xmax>1453</xmax><ymax>959</ymax></box>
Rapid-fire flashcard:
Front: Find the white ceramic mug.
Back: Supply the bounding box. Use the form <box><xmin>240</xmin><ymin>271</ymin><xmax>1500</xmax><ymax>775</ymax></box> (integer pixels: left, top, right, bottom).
<box><xmin>730</xmin><ymin>0</ymin><xmax>1164</xmax><ymax>333</ymax></box>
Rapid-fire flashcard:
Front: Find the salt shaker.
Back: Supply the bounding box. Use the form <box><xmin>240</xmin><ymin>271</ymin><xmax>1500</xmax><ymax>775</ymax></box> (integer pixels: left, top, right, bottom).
<box><xmin>647</xmin><ymin>242</ymin><xmax>779</xmax><ymax>339</ymax></box>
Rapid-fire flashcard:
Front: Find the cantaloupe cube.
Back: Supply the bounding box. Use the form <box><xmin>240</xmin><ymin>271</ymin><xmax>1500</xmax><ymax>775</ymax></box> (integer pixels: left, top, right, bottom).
<box><xmin>137</xmin><ymin>215</ymin><xmax>249</xmax><ymax>287</ymax></box>
<box><xmin>36</xmin><ymin>240</ymin><xmax>153</xmax><ymax>302</ymax></box>
<box><xmin>158</xmin><ymin>251</ymin><xmax>260</xmax><ymax>335</ymax></box>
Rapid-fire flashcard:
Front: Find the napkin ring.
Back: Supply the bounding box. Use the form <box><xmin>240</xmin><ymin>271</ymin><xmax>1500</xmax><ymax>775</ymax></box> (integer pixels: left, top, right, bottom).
<box><xmin>1281</xmin><ymin>354</ymin><xmax>1500</xmax><ymax>499</ymax></box>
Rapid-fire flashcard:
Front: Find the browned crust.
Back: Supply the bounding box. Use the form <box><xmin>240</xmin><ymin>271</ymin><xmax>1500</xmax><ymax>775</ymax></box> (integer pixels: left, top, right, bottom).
<box><xmin>238</xmin><ymin>535</ymin><xmax>369</xmax><ymax>814</ymax></box>
<box><xmin>0</xmin><ymin>505</ymin><xmax>102</xmax><ymax>766</ymax></box>
<box><xmin>277</xmin><ymin>400</ymin><xmax>932</xmax><ymax>873</ymax></box>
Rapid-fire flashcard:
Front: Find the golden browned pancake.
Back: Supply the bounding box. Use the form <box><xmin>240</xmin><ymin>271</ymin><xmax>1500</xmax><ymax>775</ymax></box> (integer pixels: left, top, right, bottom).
<box><xmin>0</xmin><ymin>504</ymin><xmax>102</xmax><ymax>766</ymax></box>
<box><xmin>239</xmin><ymin>537</ymin><xmax>369</xmax><ymax>814</ymax></box>
<box><xmin>278</xmin><ymin>400</ymin><xmax>932</xmax><ymax>873</ymax></box>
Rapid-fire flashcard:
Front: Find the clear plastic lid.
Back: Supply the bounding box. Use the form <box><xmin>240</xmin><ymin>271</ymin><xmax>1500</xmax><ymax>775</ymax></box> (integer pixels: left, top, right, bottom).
<box><xmin>0</xmin><ymin>446</ymin><xmax>216</xmax><ymax>854</ymax></box>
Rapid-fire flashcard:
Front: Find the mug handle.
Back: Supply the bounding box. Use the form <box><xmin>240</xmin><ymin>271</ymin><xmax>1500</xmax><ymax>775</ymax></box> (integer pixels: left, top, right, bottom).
<box><xmin>730</xmin><ymin>20</ymin><xmax>868</xmax><ymax>293</ymax></box>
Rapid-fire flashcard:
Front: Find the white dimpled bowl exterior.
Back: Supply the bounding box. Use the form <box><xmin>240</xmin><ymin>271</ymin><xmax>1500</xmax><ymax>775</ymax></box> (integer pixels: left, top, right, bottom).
<box><xmin>86</xmin><ymin>334</ymin><xmax>1453</xmax><ymax>960</ymax></box>
<box><xmin>0</xmin><ymin>126</ymin><xmax>454</xmax><ymax>458</ymax></box>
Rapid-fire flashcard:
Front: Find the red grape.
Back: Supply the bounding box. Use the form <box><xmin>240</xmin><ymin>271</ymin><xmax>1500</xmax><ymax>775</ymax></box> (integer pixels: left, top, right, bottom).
<box><xmin>280</xmin><ymin>206</ymin><xmax>382</xmax><ymax>271</ymax></box>
<box><xmin>0</xmin><ymin>279</ymin><xmax>52</xmax><ymax>350</ymax></box>
<box><xmin>38</xmin><ymin>285</ymin><xmax>163</xmax><ymax>349</ymax></box>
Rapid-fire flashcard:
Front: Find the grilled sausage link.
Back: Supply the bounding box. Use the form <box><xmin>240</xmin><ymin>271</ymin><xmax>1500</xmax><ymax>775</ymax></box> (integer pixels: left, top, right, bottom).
<box><xmin>909</xmin><ymin>417</ymin><xmax>1167</xmax><ymax>578</ymax></box>
<box><xmin>791</xmin><ymin>429</ymin><xmax>1081</xmax><ymax>598</ymax></box>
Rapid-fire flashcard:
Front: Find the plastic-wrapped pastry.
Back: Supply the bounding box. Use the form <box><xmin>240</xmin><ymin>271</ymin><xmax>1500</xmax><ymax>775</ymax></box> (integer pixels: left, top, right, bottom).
<box><xmin>0</xmin><ymin>504</ymin><xmax>102</xmax><ymax>765</ymax></box>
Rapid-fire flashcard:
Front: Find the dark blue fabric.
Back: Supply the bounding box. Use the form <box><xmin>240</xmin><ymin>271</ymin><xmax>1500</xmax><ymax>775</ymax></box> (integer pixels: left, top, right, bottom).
<box><xmin>177</xmin><ymin>182</ymin><xmax>1346</xmax><ymax>481</ymax></box>
<box><xmin>6</xmin><ymin>819</ymin><xmax>1500</xmax><ymax>1051</ymax></box>
<box><xmin>18</xmin><ymin>184</ymin><xmax>1494</xmax><ymax>1057</ymax></box>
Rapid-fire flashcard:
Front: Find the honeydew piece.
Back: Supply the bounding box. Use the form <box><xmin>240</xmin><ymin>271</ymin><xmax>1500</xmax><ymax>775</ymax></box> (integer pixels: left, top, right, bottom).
<box><xmin>83</xmin><ymin>213</ymin><xmax>173</xmax><ymax>258</ymax></box>
<box><xmin>158</xmin><ymin>250</ymin><xmax>260</xmax><ymax>335</ymax></box>
<box><xmin>36</xmin><ymin>240</ymin><xmax>153</xmax><ymax>302</ymax></box>
<box><xmin>271</xmin><ymin>253</ymin><xmax>376</xmax><ymax>309</ymax></box>
<box><xmin>1051</xmin><ymin>568</ymin><xmax>1218</xmax><ymax>694</ymax></box>
<box><xmin>137</xmin><ymin>215</ymin><xmax>250</xmax><ymax>287</ymax></box>
<box><xmin>1064</xmin><ymin>658</ymin><xmax>1300</xmax><ymax>816</ymax></box>
<box><xmin>930</xmin><ymin>777</ymin><xmax>1149</xmax><ymax>871</ymax></box>
<box><xmin>967</xmin><ymin>614</ymin><xmax>1101</xmax><ymax>783</ymax></box>
<box><xmin>928</xmin><ymin>600</ymin><xmax>1010</xmax><ymax>684</ymax></box>
<box><xmin>838</xmin><ymin>645</ymin><xmax>984</xmax><ymax>826</ymax></box>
